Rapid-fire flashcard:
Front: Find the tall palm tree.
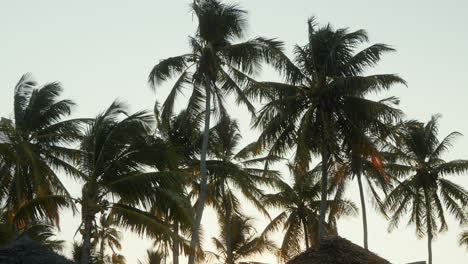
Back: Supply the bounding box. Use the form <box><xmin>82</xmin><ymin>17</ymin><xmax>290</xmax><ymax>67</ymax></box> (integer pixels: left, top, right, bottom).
<box><xmin>210</xmin><ymin>214</ymin><xmax>277</xmax><ymax>264</ymax></box>
<box><xmin>148</xmin><ymin>2</ymin><xmax>284</xmax><ymax>261</ymax></box>
<box><xmin>332</xmin><ymin>132</ymin><xmax>393</xmax><ymax>249</ymax></box>
<box><xmin>189</xmin><ymin>116</ymin><xmax>279</xmax><ymax>264</ymax></box>
<box><xmin>156</xmin><ymin>109</ymin><xmax>201</xmax><ymax>264</ymax></box>
<box><xmin>77</xmin><ymin>101</ymin><xmax>191</xmax><ymax>264</ymax></box>
<box><xmin>246</xmin><ymin>17</ymin><xmax>404</xmax><ymax>239</ymax></box>
<box><xmin>383</xmin><ymin>116</ymin><xmax>468</xmax><ymax>264</ymax></box>
<box><xmin>160</xmin><ymin>112</ymin><xmax>272</xmax><ymax>264</ymax></box>
<box><xmin>184</xmin><ymin>116</ymin><xmax>279</xmax><ymax>263</ymax></box>
<box><xmin>262</xmin><ymin>163</ymin><xmax>357</xmax><ymax>261</ymax></box>
<box><xmin>0</xmin><ymin>74</ymin><xmax>85</xmax><ymax>227</ymax></box>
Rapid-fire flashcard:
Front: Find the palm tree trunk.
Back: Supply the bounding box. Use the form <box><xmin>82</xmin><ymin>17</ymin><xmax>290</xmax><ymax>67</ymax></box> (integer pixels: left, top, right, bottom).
<box><xmin>302</xmin><ymin>217</ymin><xmax>310</xmax><ymax>249</ymax></box>
<box><xmin>222</xmin><ymin>187</ymin><xmax>233</xmax><ymax>264</ymax></box>
<box><xmin>81</xmin><ymin>183</ymin><xmax>98</xmax><ymax>264</ymax></box>
<box><xmin>81</xmin><ymin>216</ymin><xmax>93</xmax><ymax>264</ymax></box>
<box><xmin>356</xmin><ymin>172</ymin><xmax>368</xmax><ymax>250</ymax></box>
<box><xmin>427</xmin><ymin>232</ymin><xmax>432</xmax><ymax>264</ymax></box>
<box><xmin>225</xmin><ymin>215</ymin><xmax>233</xmax><ymax>264</ymax></box>
<box><xmin>188</xmin><ymin>79</ymin><xmax>212</xmax><ymax>264</ymax></box>
<box><xmin>423</xmin><ymin>188</ymin><xmax>433</xmax><ymax>264</ymax></box>
<box><xmin>318</xmin><ymin>149</ymin><xmax>329</xmax><ymax>240</ymax></box>
<box><xmin>172</xmin><ymin>222</ymin><xmax>179</xmax><ymax>264</ymax></box>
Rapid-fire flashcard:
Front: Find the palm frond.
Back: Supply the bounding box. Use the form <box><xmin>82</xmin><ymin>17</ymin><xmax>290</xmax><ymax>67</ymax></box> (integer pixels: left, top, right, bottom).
<box><xmin>11</xmin><ymin>195</ymin><xmax>72</xmax><ymax>229</ymax></box>
<box><xmin>110</xmin><ymin>203</ymin><xmax>172</xmax><ymax>239</ymax></box>
<box><xmin>148</xmin><ymin>55</ymin><xmax>193</xmax><ymax>89</ymax></box>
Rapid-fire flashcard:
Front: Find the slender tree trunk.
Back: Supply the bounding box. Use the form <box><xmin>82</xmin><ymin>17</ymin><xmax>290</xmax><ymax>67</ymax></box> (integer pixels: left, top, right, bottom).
<box><xmin>302</xmin><ymin>217</ymin><xmax>310</xmax><ymax>249</ymax></box>
<box><xmin>356</xmin><ymin>172</ymin><xmax>368</xmax><ymax>250</ymax></box>
<box><xmin>222</xmin><ymin>187</ymin><xmax>233</xmax><ymax>264</ymax></box>
<box><xmin>188</xmin><ymin>80</ymin><xmax>211</xmax><ymax>264</ymax></box>
<box><xmin>318</xmin><ymin>150</ymin><xmax>329</xmax><ymax>240</ymax></box>
<box><xmin>424</xmin><ymin>188</ymin><xmax>433</xmax><ymax>264</ymax></box>
<box><xmin>427</xmin><ymin>231</ymin><xmax>432</xmax><ymax>264</ymax></box>
<box><xmin>172</xmin><ymin>222</ymin><xmax>179</xmax><ymax>264</ymax></box>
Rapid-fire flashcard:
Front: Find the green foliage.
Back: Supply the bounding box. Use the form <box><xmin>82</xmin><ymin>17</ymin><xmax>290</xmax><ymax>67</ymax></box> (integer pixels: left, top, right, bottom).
<box><xmin>382</xmin><ymin>116</ymin><xmax>468</xmax><ymax>264</ymax></box>
<box><xmin>1</xmin><ymin>6</ymin><xmax>467</xmax><ymax>264</ymax></box>
<box><xmin>248</xmin><ymin>17</ymin><xmax>404</xmax><ymax>169</ymax></box>
<box><xmin>183</xmin><ymin>116</ymin><xmax>280</xmax><ymax>263</ymax></box>
<box><xmin>210</xmin><ymin>214</ymin><xmax>277</xmax><ymax>264</ymax></box>
<box><xmin>148</xmin><ymin>0</ymin><xmax>286</xmax><ymax>124</ymax></box>
<box><xmin>384</xmin><ymin>116</ymin><xmax>468</xmax><ymax>238</ymax></box>
<box><xmin>262</xmin><ymin>164</ymin><xmax>357</xmax><ymax>261</ymax></box>
<box><xmin>189</xmin><ymin>116</ymin><xmax>280</xmax><ymax>217</ymax></box>
<box><xmin>72</xmin><ymin>242</ymin><xmax>102</xmax><ymax>264</ymax></box>
<box><xmin>148</xmin><ymin>3</ymin><xmax>287</xmax><ymax>261</ymax></box>
<box><xmin>246</xmin><ymin>15</ymin><xmax>404</xmax><ymax>240</ymax></box>
<box><xmin>77</xmin><ymin>101</ymin><xmax>192</xmax><ymax>263</ymax></box>
<box><xmin>0</xmin><ymin>74</ymin><xmax>85</xmax><ymax>227</ymax></box>
<box><xmin>158</xmin><ymin>109</ymin><xmax>203</xmax><ymax>163</ymax></box>
<box><xmin>79</xmin><ymin>100</ymin><xmax>190</xmax><ymax>224</ymax></box>
<box><xmin>137</xmin><ymin>249</ymin><xmax>165</xmax><ymax>264</ymax></box>
<box><xmin>92</xmin><ymin>214</ymin><xmax>123</xmax><ymax>260</ymax></box>
<box><xmin>0</xmin><ymin>212</ymin><xmax>64</xmax><ymax>253</ymax></box>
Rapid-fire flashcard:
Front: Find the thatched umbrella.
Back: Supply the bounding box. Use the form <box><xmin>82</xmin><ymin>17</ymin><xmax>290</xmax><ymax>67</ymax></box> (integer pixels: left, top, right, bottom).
<box><xmin>0</xmin><ymin>236</ymin><xmax>74</xmax><ymax>264</ymax></box>
<box><xmin>287</xmin><ymin>236</ymin><xmax>392</xmax><ymax>264</ymax></box>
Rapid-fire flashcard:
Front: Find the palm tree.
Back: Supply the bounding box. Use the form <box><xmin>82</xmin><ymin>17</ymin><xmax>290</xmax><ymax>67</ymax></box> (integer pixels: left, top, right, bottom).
<box><xmin>0</xmin><ymin>74</ymin><xmax>85</xmax><ymax>227</ymax></box>
<box><xmin>246</xmin><ymin>17</ymin><xmax>404</xmax><ymax>239</ymax></box>
<box><xmin>189</xmin><ymin>116</ymin><xmax>279</xmax><ymax>264</ymax></box>
<box><xmin>147</xmin><ymin>2</ymin><xmax>284</xmax><ymax>261</ymax></box>
<box><xmin>145</xmin><ymin>204</ymin><xmax>194</xmax><ymax>264</ymax></box>
<box><xmin>333</xmin><ymin>133</ymin><xmax>393</xmax><ymax>249</ymax></box>
<box><xmin>158</xmin><ymin>109</ymin><xmax>202</xmax><ymax>166</ymax></box>
<box><xmin>210</xmin><ymin>214</ymin><xmax>277</xmax><ymax>264</ymax></box>
<box><xmin>92</xmin><ymin>214</ymin><xmax>123</xmax><ymax>262</ymax></box>
<box><xmin>262</xmin><ymin>163</ymin><xmax>357</xmax><ymax>261</ymax></box>
<box><xmin>156</xmin><ymin>109</ymin><xmax>201</xmax><ymax>264</ymax></box>
<box><xmin>77</xmin><ymin>101</ymin><xmax>191</xmax><ymax>264</ymax></box>
<box><xmin>383</xmin><ymin>115</ymin><xmax>468</xmax><ymax>264</ymax></box>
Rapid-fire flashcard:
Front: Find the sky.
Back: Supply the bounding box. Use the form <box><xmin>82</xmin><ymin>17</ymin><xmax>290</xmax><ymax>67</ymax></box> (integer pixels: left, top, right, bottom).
<box><xmin>1</xmin><ymin>0</ymin><xmax>467</xmax><ymax>263</ymax></box>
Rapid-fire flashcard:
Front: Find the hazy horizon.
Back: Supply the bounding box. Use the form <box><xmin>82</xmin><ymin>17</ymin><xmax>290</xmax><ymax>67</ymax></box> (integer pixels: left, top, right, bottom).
<box><xmin>1</xmin><ymin>0</ymin><xmax>467</xmax><ymax>263</ymax></box>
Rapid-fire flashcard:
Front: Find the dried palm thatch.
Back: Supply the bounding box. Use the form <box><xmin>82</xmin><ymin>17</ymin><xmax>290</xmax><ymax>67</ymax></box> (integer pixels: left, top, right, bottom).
<box><xmin>0</xmin><ymin>236</ymin><xmax>73</xmax><ymax>264</ymax></box>
<box><xmin>287</xmin><ymin>236</ymin><xmax>391</xmax><ymax>264</ymax></box>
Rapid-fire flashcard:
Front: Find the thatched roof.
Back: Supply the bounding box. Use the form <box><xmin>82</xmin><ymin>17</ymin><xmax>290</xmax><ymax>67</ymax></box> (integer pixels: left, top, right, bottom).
<box><xmin>287</xmin><ymin>236</ymin><xmax>391</xmax><ymax>264</ymax></box>
<box><xmin>0</xmin><ymin>236</ymin><xmax>74</xmax><ymax>264</ymax></box>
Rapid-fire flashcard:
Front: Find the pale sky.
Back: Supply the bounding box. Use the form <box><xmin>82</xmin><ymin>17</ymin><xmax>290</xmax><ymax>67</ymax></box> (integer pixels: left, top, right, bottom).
<box><xmin>1</xmin><ymin>0</ymin><xmax>467</xmax><ymax>263</ymax></box>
